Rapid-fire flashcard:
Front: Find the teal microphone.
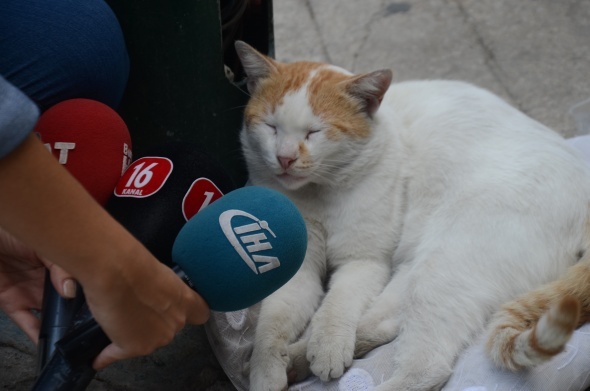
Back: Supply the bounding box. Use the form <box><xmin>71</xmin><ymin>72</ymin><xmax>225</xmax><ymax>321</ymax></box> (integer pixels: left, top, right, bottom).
<box><xmin>173</xmin><ymin>186</ymin><xmax>307</xmax><ymax>312</ymax></box>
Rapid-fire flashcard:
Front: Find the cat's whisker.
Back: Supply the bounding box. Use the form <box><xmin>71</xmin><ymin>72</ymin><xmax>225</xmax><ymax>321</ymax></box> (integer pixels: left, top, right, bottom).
<box><xmin>218</xmin><ymin>104</ymin><xmax>249</xmax><ymax>114</ymax></box>
<box><xmin>239</xmin><ymin>90</ymin><xmax>270</xmax><ymax>106</ymax></box>
<box><xmin>317</xmin><ymin>162</ymin><xmax>349</xmax><ymax>170</ymax></box>
<box><xmin>309</xmin><ymin>170</ymin><xmax>339</xmax><ymax>187</ymax></box>
<box><xmin>231</xmin><ymin>84</ymin><xmax>253</xmax><ymax>99</ymax></box>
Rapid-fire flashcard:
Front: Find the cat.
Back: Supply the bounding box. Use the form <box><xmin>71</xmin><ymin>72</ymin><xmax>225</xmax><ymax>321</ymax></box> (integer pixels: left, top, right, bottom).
<box><xmin>234</xmin><ymin>40</ymin><xmax>590</xmax><ymax>391</ymax></box>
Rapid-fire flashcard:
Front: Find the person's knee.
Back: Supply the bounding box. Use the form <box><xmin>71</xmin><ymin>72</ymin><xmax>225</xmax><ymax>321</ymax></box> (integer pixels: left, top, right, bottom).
<box><xmin>61</xmin><ymin>0</ymin><xmax>130</xmax><ymax>109</ymax></box>
<box><xmin>0</xmin><ymin>0</ymin><xmax>129</xmax><ymax>110</ymax></box>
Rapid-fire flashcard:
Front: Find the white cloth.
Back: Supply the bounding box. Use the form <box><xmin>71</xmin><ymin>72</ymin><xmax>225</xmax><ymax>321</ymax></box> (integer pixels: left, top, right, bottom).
<box><xmin>205</xmin><ymin>307</ymin><xmax>590</xmax><ymax>391</ymax></box>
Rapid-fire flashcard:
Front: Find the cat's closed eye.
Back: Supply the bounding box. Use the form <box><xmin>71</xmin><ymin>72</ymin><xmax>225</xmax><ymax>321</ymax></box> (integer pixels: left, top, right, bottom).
<box><xmin>306</xmin><ymin>129</ymin><xmax>321</xmax><ymax>140</ymax></box>
<box><xmin>265</xmin><ymin>123</ymin><xmax>277</xmax><ymax>135</ymax></box>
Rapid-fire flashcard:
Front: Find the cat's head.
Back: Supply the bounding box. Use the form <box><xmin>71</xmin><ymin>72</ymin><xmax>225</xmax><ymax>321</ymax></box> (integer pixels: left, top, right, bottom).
<box><xmin>235</xmin><ymin>41</ymin><xmax>392</xmax><ymax>191</ymax></box>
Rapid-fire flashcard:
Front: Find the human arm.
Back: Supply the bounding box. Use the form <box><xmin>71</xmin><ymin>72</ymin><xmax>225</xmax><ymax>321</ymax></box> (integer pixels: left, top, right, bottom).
<box><xmin>0</xmin><ymin>131</ymin><xmax>210</xmax><ymax>369</ymax></box>
<box><xmin>0</xmin><ymin>77</ymin><xmax>209</xmax><ymax>369</ymax></box>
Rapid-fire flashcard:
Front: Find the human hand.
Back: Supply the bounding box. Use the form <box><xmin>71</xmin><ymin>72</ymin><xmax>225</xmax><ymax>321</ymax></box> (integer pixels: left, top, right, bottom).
<box><xmin>77</xmin><ymin>241</ymin><xmax>210</xmax><ymax>370</ymax></box>
<box><xmin>0</xmin><ymin>226</ymin><xmax>73</xmax><ymax>342</ymax></box>
<box><xmin>0</xmin><ymin>223</ymin><xmax>209</xmax><ymax>370</ymax></box>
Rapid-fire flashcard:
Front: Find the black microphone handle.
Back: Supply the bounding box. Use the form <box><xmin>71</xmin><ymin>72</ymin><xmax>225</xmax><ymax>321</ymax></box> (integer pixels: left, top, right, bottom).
<box><xmin>31</xmin><ymin>265</ymin><xmax>193</xmax><ymax>391</ymax></box>
<box><xmin>31</xmin><ymin>299</ymin><xmax>107</xmax><ymax>391</ymax></box>
<box><xmin>30</xmin><ymin>350</ymin><xmax>97</xmax><ymax>391</ymax></box>
<box><xmin>37</xmin><ymin>270</ymin><xmax>85</xmax><ymax>371</ymax></box>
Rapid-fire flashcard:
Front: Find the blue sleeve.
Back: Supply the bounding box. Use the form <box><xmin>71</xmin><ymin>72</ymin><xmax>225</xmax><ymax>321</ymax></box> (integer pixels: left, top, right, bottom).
<box><xmin>0</xmin><ymin>74</ymin><xmax>40</xmax><ymax>159</ymax></box>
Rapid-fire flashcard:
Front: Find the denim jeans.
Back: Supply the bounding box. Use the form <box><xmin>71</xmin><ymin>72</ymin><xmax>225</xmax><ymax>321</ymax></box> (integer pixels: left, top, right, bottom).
<box><xmin>0</xmin><ymin>0</ymin><xmax>129</xmax><ymax>111</ymax></box>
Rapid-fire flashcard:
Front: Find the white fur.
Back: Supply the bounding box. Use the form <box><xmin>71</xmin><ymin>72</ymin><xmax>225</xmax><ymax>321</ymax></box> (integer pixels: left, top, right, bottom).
<box><xmin>241</xmin><ymin>77</ymin><xmax>590</xmax><ymax>391</ymax></box>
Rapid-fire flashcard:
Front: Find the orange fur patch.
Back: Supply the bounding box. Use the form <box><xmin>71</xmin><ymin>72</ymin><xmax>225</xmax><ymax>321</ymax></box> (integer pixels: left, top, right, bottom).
<box><xmin>504</xmin><ymin>303</ymin><xmax>534</xmax><ymax>328</ymax></box>
<box><xmin>527</xmin><ymin>297</ymin><xmax>579</xmax><ymax>358</ymax></box>
<box><xmin>503</xmin><ymin>333</ymin><xmax>521</xmax><ymax>368</ymax></box>
<box><xmin>298</xmin><ymin>142</ymin><xmax>311</xmax><ymax>168</ymax></box>
<box><xmin>244</xmin><ymin>62</ymin><xmax>372</xmax><ymax>140</ymax></box>
<box><xmin>559</xmin><ymin>260</ymin><xmax>590</xmax><ymax>326</ymax></box>
<box><xmin>553</xmin><ymin>296</ymin><xmax>581</xmax><ymax>331</ymax></box>
<box><xmin>308</xmin><ymin>68</ymin><xmax>372</xmax><ymax>139</ymax></box>
<box><xmin>244</xmin><ymin>61</ymin><xmax>323</xmax><ymax>127</ymax></box>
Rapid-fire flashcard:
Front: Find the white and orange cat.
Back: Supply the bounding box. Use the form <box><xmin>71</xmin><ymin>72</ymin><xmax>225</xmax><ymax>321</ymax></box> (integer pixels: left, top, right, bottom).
<box><xmin>235</xmin><ymin>40</ymin><xmax>590</xmax><ymax>391</ymax></box>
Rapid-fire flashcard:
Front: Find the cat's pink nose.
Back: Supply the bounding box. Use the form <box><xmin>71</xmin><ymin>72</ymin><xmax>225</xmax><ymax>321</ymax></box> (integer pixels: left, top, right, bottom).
<box><xmin>278</xmin><ymin>156</ymin><xmax>296</xmax><ymax>170</ymax></box>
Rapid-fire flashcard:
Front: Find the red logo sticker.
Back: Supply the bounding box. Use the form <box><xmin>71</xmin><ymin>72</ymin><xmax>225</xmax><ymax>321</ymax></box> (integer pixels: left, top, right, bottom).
<box><xmin>182</xmin><ymin>177</ymin><xmax>224</xmax><ymax>221</ymax></box>
<box><xmin>114</xmin><ymin>157</ymin><xmax>173</xmax><ymax>198</ymax></box>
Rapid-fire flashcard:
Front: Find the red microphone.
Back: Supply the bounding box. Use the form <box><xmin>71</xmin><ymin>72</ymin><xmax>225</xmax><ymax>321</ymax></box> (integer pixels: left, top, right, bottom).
<box><xmin>33</xmin><ymin>99</ymin><xmax>132</xmax><ymax>371</ymax></box>
<box><xmin>35</xmin><ymin>98</ymin><xmax>133</xmax><ymax>205</ymax></box>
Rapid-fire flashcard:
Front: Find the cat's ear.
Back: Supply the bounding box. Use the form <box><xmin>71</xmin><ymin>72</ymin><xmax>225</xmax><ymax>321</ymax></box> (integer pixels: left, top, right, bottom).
<box><xmin>235</xmin><ymin>40</ymin><xmax>278</xmax><ymax>94</ymax></box>
<box><xmin>344</xmin><ymin>70</ymin><xmax>393</xmax><ymax>117</ymax></box>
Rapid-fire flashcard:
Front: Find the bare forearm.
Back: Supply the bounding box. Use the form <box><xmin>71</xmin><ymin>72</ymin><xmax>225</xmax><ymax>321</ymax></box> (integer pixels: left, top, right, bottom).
<box><xmin>0</xmin><ymin>133</ymin><xmax>138</xmax><ymax>285</ymax></box>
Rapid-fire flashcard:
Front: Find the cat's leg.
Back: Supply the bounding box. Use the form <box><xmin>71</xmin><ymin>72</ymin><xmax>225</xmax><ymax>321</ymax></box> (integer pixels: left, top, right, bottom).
<box><xmin>354</xmin><ymin>266</ymin><xmax>409</xmax><ymax>357</ymax></box>
<box><xmin>372</xmin><ymin>258</ymin><xmax>490</xmax><ymax>391</ymax></box>
<box><xmin>286</xmin><ymin>325</ymin><xmax>313</xmax><ymax>383</ymax></box>
<box><xmin>249</xmin><ymin>220</ymin><xmax>326</xmax><ymax>391</ymax></box>
<box><xmin>306</xmin><ymin>259</ymin><xmax>391</xmax><ymax>382</ymax></box>
<box><xmin>248</xmin><ymin>263</ymin><xmax>324</xmax><ymax>390</ymax></box>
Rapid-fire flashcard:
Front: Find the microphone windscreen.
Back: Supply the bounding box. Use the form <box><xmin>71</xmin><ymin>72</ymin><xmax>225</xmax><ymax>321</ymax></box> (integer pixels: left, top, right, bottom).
<box><xmin>172</xmin><ymin>186</ymin><xmax>307</xmax><ymax>312</ymax></box>
<box><xmin>106</xmin><ymin>142</ymin><xmax>236</xmax><ymax>266</ymax></box>
<box><xmin>35</xmin><ymin>99</ymin><xmax>132</xmax><ymax>205</ymax></box>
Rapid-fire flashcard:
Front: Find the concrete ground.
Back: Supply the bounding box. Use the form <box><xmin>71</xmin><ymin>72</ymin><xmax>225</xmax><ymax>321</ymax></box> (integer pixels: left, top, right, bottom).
<box><xmin>2</xmin><ymin>0</ymin><xmax>589</xmax><ymax>390</ymax></box>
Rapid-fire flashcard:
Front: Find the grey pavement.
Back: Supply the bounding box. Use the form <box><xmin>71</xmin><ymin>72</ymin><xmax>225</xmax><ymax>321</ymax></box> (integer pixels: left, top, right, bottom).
<box><xmin>2</xmin><ymin>0</ymin><xmax>590</xmax><ymax>390</ymax></box>
<box><xmin>274</xmin><ymin>0</ymin><xmax>590</xmax><ymax>138</ymax></box>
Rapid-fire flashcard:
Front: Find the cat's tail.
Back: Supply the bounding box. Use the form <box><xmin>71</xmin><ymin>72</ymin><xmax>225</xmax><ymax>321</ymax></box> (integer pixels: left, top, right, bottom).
<box><xmin>486</xmin><ymin>257</ymin><xmax>590</xmax><ymax>370</ymax></box>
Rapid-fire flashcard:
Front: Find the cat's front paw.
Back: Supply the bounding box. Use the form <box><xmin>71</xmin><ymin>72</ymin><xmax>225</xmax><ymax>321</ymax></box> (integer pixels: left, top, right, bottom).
<box><xmin>355</xmin><ymin>314</ymin><xmax>399</xmax><ymax>357</ymax></box>
<box><xmin>287</xmin><ymin>338</ymin><xmax>312</xmax><ymax>382</ymax></box>
<box><xmin>249</xmin><ymin>346</ymin><xmax>290</xmax><ymax>391</ymax></box>
<box><xmin>250</xmin><ymin>365</ymin><xmax>289</xmax><ymax>391</ymax></box>
<box><xmin>306</xmin><ymin>329</ymin><xmax>355</xmax><ymax>382</ymax></box>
